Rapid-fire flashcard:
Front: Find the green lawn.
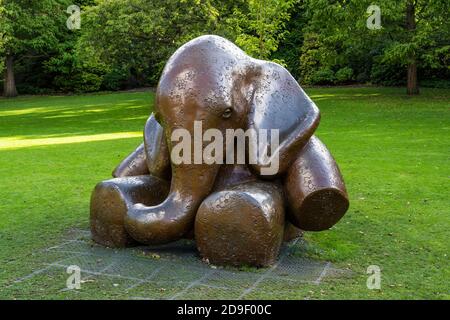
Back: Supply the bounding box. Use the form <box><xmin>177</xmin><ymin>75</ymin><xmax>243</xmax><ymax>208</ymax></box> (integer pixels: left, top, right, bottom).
<box><xmin>0</xmin><ymin>87</ymin><xmax>448</xmax><ymax>299</ymax></box>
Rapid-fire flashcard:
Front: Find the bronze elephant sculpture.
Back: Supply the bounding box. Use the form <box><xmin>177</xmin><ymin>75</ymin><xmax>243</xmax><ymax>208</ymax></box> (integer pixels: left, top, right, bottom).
<box><xmin>90</xmin><ymin>35</ymin><xmax>349</xmax><ymax>267</ymax></box>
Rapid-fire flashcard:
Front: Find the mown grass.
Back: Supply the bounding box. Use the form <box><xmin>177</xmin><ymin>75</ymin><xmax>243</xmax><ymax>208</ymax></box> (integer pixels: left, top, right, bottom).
<box><xmin>0</xmin><ymin>87</ymin><xmax>448</xmax><ymax>299</ymax></box>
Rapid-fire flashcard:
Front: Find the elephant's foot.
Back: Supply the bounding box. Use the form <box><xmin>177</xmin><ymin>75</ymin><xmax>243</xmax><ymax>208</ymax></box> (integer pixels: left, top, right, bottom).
<box><xmin>90</xmin><ymin>175</ymin><xmax>170</xmax><ymax>247</ymax></box>
<box><xmin>285</xmin><ymin>136</ymin><xmax>349</xmax><ymax>231</ymax></box>
<box><xmin>195</xmin><ymin>181</ymin><xmax>285</xmax><ymax>267</ymax></box>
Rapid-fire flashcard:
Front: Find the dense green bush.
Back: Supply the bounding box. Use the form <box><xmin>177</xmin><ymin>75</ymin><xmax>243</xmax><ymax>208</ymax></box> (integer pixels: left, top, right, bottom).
<box><xmin>15</xmin><ymin>84</ymin><xmax>53</xmax><ymax>95</ymax></box>
<box><xmin>101</xmin><ymin>69</ymin><xmax>129</xmax><ymax>91</ymax></box>
<box><xmin>420</xmin><ymin>79</ymin><xmax>450</xmax><ymax>89</ymax></box>
<box><xmin>335</xmin><ymin>67</ymin><xmax>354</xmax><ymax>84</ymax></box>
<box><xmin>311</xmin><ymin>68</ymin><xmax>335</xmax><ymax>85</ymax></box>
<box><xmin>370</xmin><ymin>61</ymin><xmax>406</xmax><ymax>86</ymax></box>
<box><xmin>271</xmin><ymin>4</ymin><xmax>306</xmax><ymax>80</ymax></box>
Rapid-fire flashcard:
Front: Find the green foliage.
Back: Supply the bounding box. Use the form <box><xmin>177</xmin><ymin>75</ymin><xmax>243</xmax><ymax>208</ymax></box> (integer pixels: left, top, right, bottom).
<box><xmin>0</xmin><ymin>0</ymin><xmax>68</xmax><ymax>94</ymax></box>
<box><xmin>0</xmin><ymin>0</ymin><xmax>70</xmax><ymax>56</ymax></box>
<box><xmin>227</xmin><ymin>0</ymin><xmax>298</xmax><ymax>59</ymax></box>
<box><xmin>370</xmin><ymin>60</ymin><xmax>406</xmax><ymax>86</ymax></box>
<box><xmin>45</xmin><ymin>43</ymin><xmax>108</xmax><ymax>93</ymax></box>
<box><xmin>77</xmin><ymin>0</ymin><xmax>221</xmax><ymax>87</ymax></box>
<box><xmin>271</xmin><ymin>4</ymin><xmax>307</xmax><ymax>79</ymax></box>
<box><xmin>420</xmin><ymin>78</ymin><xmax>450</xmax><ymax>89</ymax></box>
<box><xmin>0</xmin><ymin>0</ymin><xmax>448</xmax><ymax>94</ymax></box>
<box><xmin>335</xmin><ymin>67</ymin><xmax>354</xmax><ymax>83</ymax></box>
<box><xmin>311</xmin><ymin>67</ymin><xmax>335</xmax><ymax>85</ymax></box>
<box><xmin>101</xmin><ymin>68</ymin><xmax>129</xmax><ymax>91</ymax></box>
<box><xmin>297</xmin><ymin>0</ymin><xmax>450</xmax><ymax>87</ymax></box>
<box><xmin>0</xmin><ymin>0</ymin><xmax>102</xmax><ymax>94</ymax></box>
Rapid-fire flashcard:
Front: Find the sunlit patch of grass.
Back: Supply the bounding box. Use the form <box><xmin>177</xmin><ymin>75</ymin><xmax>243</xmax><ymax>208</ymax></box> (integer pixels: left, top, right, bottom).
<box><xmin>0</xmin><ymin>107</ymin><xmax>63</xmax><ymax>116</ymax></box>
<box><xmin>0</xmin><ymin>132</ymin><xmax>142</xmax><ymax>150</ymax></box>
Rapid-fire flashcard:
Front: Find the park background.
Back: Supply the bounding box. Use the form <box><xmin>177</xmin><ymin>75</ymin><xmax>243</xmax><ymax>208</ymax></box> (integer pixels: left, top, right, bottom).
<box><xmin>1</xmin><ymin>0</ymin><xmax>449</xmax><ymax>97</ymax></box>
<box><xmin>0</xmin><ymin>0</ymin><xmax>449</xmax><ymax>299</ymax></box>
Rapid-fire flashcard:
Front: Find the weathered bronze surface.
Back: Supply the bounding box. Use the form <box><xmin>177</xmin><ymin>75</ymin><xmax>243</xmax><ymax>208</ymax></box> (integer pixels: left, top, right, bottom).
<box><xmin>91</xmin><ymin>175</ymin><xmax>169</xmax><ymax>247</ymax></box>
<box><xmin>196</xmin><ymin>181</ymin><xmax>285</xmax><ymax>267</ymax></box>
<box><xmin>143</xmin><ymin>115</ymin><xmax>171</xmax><ymax>180</ymax></box>
<box><xmin>285</xmin><ymin>136</ymin><xmax>349</xmax><ymax>231</ymax></box>
<box><xmin>90</xmin><ymin>35</ymin><xmax>349</xmax><ymax>267</ymax></box>
<box><xmin>112</xmin><ymin>143</ymin><xmax>148</xmax><ymax>178</ymax></box>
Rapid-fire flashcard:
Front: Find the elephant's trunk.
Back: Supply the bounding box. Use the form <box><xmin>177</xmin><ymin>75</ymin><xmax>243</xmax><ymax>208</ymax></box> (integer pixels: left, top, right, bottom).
<box><xmin>124</xmin><ymin>163</ymin><xmax>220</xmax><ymax>244</ymax></box>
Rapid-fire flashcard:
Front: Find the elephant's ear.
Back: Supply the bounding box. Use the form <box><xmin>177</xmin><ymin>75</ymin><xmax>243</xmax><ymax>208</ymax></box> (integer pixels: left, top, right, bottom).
<box><xmin>144</xmin><ymin>114</ymin><xmax>171</xmax><ymax>180</ymax></box>
<box><xmin>247</xmin><ymin>62</ymin><xmax>320</xmax><ymax>177</ymax></box>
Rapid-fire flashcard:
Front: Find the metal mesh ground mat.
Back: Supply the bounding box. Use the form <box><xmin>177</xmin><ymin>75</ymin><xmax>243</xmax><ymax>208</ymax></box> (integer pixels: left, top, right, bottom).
<box><xmin>9</xmin><ymin>229</ymin><xmax>349</xmax><ymax>299</ymax></box>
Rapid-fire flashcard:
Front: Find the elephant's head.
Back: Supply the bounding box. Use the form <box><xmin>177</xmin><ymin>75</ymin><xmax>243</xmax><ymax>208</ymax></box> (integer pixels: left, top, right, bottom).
<box><xmin>124</xmin><ymin>35</ymin><xmax>320</xmax><ymax>244</ymax></box>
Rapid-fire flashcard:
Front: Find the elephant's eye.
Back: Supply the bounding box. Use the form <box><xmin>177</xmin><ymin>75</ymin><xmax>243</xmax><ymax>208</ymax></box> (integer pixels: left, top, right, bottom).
<box><xmin>222</xmin><ymin>108</ymin><xmax>233</xmax><ymax>119</ymax></box>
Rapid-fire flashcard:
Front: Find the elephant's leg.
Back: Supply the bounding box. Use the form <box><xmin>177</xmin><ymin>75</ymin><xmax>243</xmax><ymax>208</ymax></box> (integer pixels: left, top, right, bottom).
<box><xmin>284</xmin><ymin>136</ymin><xmax>349</xmax><ymax>231</ymax></box>
<box><xmin>90</xmin><ymin>175</ymin><xmax>170</xmax><ymax>247</ymax></box>
<box><xmin>92</xmin><ymin>114</ymin><xmax>171</xmax><ymax>247</ymax></box>
<box><xmin>213</xmin><ymin>165</ymin><xmax>302</xmax><ymax>242</ymax></box>
<box><xmin>195</xmin><ymin>181</ymin><xmax>285</xmax><ymax>267</ymax></box>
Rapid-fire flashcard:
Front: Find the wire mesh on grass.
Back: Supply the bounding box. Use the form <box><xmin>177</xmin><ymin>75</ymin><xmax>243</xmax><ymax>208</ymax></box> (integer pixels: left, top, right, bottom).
<box><xmin>10</xmin><ymin>229</ymin><xmax>348</xmax><ymax>299</ymax></box>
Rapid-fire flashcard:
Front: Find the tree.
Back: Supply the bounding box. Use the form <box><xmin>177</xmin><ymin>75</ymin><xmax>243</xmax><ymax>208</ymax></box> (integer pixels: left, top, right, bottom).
<box><xmin>1</xmin><ymin>0</ymin><xmax>446</xmax><ymax>95</ymax></box>
<box><xmin>44</xmin><ymin>0</ymin><xmax>106</xmax><ymax>93</ymax></box>
<box><xmin>300</xmin><ymin>0</ymin><xmax>450</xmax><ymax>94</ymax></box>
<box><xmin>78</xmin><ymin>0</ymin><xmax>298</xmax><ymax>84</ymax></box>
<box><xmin>271</xmin><ymin>3</ymin><xmax>308</xmax><ymax>79</ymax></box>
<box><xmin>225</xmin><ymin>0</ymin><xmax>298</xmax><ymax>60</ymax></box>
<box><xmin>0</xmin><ymin>0</ymin><xmax>71</xmax><ymax>97</ymax></box>
<box><xmin>77</xmin><ymin>0</ymin><xmax>222</xmax><ymax>87</ymax></box>
<box><xmin>379</xmin><ymin>0</ymin><xmax>449</xmax><ymax>94</ymax></box>
<box><xmin>405</xmin><ymin>0</ymin><xmax>418</xmax><ymax>94</ymax></box>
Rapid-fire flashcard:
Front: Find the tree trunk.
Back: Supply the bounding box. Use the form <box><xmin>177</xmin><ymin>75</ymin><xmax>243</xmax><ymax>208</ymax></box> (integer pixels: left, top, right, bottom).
<box><xmin>406</xmin><ymin>1</ymin><xmax>419</xmax><ymax>95</ymax></box>
<box><xmin>407</xmin><ymin>61</ymin><xmax>419</xmax><ymax>95</ymax></box>
<box><xmin>4</xmin><ymin>55</ymin><xmax>18</xmax><ymax>98</ymax></box>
